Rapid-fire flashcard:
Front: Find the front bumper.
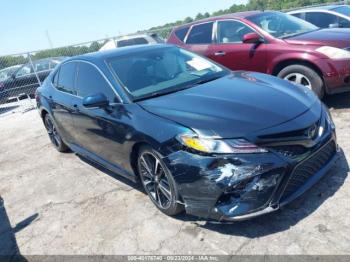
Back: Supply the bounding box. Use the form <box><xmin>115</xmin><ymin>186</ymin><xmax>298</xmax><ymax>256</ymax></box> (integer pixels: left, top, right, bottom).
<box><xmin>316</xmin><ymin>58</ymin><xmax>350</xmax><ymax>94</ymax></box>
<box><xmin>163</xmin><ymin>114</ymin><xmax>337</xmax><ymax>221</ymax></box>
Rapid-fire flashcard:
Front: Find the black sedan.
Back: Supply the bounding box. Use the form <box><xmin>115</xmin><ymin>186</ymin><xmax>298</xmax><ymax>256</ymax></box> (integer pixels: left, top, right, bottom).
<box><xmin>36</xmin><ymin>45</ymin><xmax>338</xmax><ymax>221</ymax></box>
<box><xmin>0</xmin><ymin>57</ymin><xmax>67</xmax><ymax>103</ymax></box>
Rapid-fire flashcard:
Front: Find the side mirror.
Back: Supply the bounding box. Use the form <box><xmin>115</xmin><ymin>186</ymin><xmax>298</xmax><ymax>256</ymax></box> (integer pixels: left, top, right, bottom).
<box><xmin>243</xmin><ymin>32</ymin><xmax>262</xmax><ymax>44</ymax></box>
<box><xmin>83</xmin><ymin>93</ymin><xmax>109</xmax><ymax>108</ymax></box>
<box><xmin>329</xmin><ymin>23</ymin><xmax>339</xmax><ymax>28</ymax></box>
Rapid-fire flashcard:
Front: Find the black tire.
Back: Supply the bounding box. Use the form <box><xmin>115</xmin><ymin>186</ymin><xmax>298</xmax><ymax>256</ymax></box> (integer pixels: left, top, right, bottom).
<box><xmin>277</xmin><ymin>64</ymin><xmax>324</xmax><ymax>99</ymax></box>
<box><xmin>137</xmin><ymin>145</ymin><xmax>184</xmax><ymax>216</ymax></box>
<box><xmin>44</xmin><ymin>114</ymin><xmax>69</xmax><ymax>152</ymax></box>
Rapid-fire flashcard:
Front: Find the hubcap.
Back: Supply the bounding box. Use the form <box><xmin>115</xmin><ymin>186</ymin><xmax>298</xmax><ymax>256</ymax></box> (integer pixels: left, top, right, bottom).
<box><xmin>139</xmin><ymin>152</ymin><xmax>172</xmax><ymax>209</ymax></box>
<box><xmin>45</xmin><ymin>117</ymin><xmax>61</xmax><ymax>148</ymax></box>
<box><xmin>284</xmin><ymin>73</ymin><xmax>312</xmax><ymax>90</ymax></box>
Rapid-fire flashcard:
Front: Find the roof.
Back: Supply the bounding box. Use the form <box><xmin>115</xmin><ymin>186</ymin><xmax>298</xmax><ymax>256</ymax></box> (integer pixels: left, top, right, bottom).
<box><xmin>174</xmin><ymin>11</ymin><xmax>263</xmax><ymax>29</ymax></box>
<box><xmin>66</xmin><ymin>44</ymin><xmax>175</xmax><ymax>62</ymax></box>
<box><xmin>288</xmin><ymin>5</ymin><xmax>347</xmax><ymax>13</ymax></box>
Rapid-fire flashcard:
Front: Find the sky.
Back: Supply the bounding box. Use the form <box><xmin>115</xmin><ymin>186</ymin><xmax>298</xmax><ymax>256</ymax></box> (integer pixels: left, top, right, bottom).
<box><xmin>0</xmin><ymin>0</ymin><xmax>248</xmax><ymax>56</ymax></box>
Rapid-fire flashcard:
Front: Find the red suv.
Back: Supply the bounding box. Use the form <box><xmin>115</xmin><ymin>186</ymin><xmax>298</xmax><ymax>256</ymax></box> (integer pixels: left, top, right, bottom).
<box><xmin>167</xmin><ymin>11</ymin><xmax>350</xmax><ymax>98</ymax></box>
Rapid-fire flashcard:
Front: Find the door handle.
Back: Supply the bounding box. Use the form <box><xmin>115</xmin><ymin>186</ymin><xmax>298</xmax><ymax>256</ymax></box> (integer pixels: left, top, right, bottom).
<box><xmin>214</xmin><ymin>51</ymin><xmax>226</xmax><ymax>56</ymax></box>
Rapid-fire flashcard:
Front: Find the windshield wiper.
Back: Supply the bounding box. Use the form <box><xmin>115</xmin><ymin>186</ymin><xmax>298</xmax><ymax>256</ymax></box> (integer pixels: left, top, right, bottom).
<box><xmin>193</xmin><ymin>74</ymin><xmax>224</xmax><ymax>85</ymax></box>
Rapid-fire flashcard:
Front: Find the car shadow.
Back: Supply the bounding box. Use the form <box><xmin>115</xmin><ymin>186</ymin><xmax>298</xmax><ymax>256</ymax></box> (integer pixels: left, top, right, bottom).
<box><xmin>0</xmin><ymin>196</ymin><xmax>37</xmax><ymax>261</ymax></box>
<box><xmin>196</xmin><ymin>150</ymin><xmax>349</xmax><ymax>237</ymax></box>
<box><xmin>324</xmin><ymin>92</ymin><xmax>350</xmax><ymax>110</ymax></box>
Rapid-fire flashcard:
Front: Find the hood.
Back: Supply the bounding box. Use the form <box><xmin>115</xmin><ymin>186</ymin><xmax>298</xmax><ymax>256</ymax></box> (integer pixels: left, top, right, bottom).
<box><xmin>138</xmin><ymin>72</ymin><xmax>320</xmax><ymax>138</ymax></box>
<box><xmin>285</xmin><ymin>28</ymin><xmax>350</xmax><ymax>48</ymax></box>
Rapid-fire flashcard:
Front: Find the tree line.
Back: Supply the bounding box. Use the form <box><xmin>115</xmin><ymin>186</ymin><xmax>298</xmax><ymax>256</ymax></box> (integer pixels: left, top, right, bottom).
<box><xmin>0</xmin><ymin>0</ymin><xmax>347</xmax><ymax>70</ymax></box>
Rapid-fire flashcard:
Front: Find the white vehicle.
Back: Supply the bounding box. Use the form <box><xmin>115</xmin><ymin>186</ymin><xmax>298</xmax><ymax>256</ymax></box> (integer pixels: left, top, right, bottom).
<box><xmin>99</xmin><ymin>34</ymin><xmax>164</xmax><ymax>51</ymax></box>
<box><xmin>288</xmin><ymin>5</ymin><xmax>350</xmax><ymax>29</ymax></box>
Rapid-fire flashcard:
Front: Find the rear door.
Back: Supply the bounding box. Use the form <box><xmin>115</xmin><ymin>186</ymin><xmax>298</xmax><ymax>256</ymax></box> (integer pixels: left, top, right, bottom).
<box><xmin>208</xmin><ymin>19</ymin><xmax>267</xmax><ymax>72</ymax></box>
<box><xmin>50</xmin><ymin>62</ymin><xmax>77</xmax><ymax>143</ymax></box>
<box><xmin>183</xmin><ymin>21</ymin><xmax>214</xmax><ymax>58</ymax></box>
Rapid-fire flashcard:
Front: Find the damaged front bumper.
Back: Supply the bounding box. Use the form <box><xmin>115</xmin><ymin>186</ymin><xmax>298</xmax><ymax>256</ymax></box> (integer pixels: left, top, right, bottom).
<box><xmin>163</xmin><ymin>127</ymin><xmax>338</xmax><ymax>221</ymax></box>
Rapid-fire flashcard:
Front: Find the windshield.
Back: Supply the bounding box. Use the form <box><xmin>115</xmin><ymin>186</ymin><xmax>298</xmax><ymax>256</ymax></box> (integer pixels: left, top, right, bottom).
<box><xmin>0</xmin><ymin>66</ymin><xmax>21</xmax><ymax>81</ymax></box>
<box><xmin>247</xmin><ymin>12</ymin><xmax>318</xmax><ymax>39</ymax></box>
<box><xmin>108</xmin><ymin>46</ymin><xmax>228</xmax><ymax>100</ymax></box>
<box><xmin>334</xmin><ymin>6</ymin><xmax>350</xmax><ymax>16</ymax></box>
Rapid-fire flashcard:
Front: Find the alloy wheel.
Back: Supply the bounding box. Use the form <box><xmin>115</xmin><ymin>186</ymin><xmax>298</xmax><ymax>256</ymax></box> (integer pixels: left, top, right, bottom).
<box><xmin>284</xmin><ymin>73</ymin><xmax>312</xmax><ymax>90</ymax></box>
<box><xmin>45</xmin><ymin>116</ymin><xmax>61</xmax><ymax>148</ymax></box>
<box><xmin>139</xmin><ymin>152</ymin><xmax>173</xmax><ymax>209</ymax></box>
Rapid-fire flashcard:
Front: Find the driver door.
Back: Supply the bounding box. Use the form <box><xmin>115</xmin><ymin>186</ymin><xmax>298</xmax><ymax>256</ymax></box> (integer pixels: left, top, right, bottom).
<box><xmin>208</xmin><ymin>20</ymin><xmax>267</xmax><ymax>73</ymax></box>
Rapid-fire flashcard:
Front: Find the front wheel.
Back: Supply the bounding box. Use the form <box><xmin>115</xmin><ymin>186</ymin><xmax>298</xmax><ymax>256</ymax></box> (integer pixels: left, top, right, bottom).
<box><xmin>137</xmin><ymin>146</ymin><xmax>184</xmax><ymax>216</ymax></box>
<box><xmin>277</xmin><ymin>64</ymin><xmax>324</xmax><ymax>99</ymax></box>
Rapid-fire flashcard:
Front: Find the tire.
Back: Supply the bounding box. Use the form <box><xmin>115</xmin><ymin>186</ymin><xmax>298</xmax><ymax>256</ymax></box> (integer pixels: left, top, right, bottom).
<box><xmin>277</xmin><ymin>64</ymin><xmax>324</xmax><ymax>99</ymax></box>
<box><xmin>44</xmin><ymin>114</ymin><xmax>69</xmax><ymax>152</ymax></box>
<box><xmin>137</xmin><ymin>145</ymin><xmax>184</xmax><ymax>216</ymax></box>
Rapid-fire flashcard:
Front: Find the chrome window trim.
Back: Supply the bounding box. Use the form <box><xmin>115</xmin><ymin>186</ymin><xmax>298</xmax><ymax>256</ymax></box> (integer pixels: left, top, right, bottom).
<box><xmin>184</xmin><ymin>21</ymin><xmax>215</xmax><ymax>45</ymax></box>
<box><xmin>54</xmin><ymin>59</ymin><xmax>123</xmax><ymax>103</ymax></box>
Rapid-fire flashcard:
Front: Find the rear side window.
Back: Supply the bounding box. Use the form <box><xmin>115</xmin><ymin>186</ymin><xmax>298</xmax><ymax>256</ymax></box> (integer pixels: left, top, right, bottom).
<box><xmin>305</xmin><ymin>12</ymin><xmax>338</xmax><ymax>28</ymax></box>
<box><xmin>118</xmin><ymin>37</ymin><xmax>148</xmax><ymax>47</ymax></box>
<box><xmin>291</xmin><ymin>12</ymin><xmax>303</xmax><ymax>19</ymax></box>
<box><xmin>186</xmin><ymin>22</ymin><xmax>213</xmax><ymax>44</ymax></box>
<box><xmin>175</xmin><ymin>26</ymin><xmax>190</xmax><ymax>42</ymax></box>
<box><xmin>76</xmin><ymin>62</ymin><xmax>116</xmax><ymax>102</ymax></box>
<box><xmin>56</xmin><ymin>62</ymin><xmax>76</xmax><ymax>94</ymax></box>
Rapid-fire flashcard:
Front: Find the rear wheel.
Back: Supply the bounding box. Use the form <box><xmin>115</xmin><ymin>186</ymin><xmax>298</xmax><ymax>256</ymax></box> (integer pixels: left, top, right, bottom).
<box><xmin>137</xmin><ymin>146</ymin><xmax>184</xmax><ymax>216</ymax></box>
<box><xmin>44</xmin><ymin>114</ymin><xmax>69</xmax><ymax>152</ymax></box>
<box><xmin>277</xmin><ymin>64</ymin><xmax>324</xmax><ymax>99</ymax></box>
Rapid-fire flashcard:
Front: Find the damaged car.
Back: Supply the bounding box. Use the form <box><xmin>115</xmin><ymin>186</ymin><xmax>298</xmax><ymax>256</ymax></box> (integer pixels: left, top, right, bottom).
<box><xmin>36</xmin><ymin>44</ymin><xmax>338</xmax><ymax>221</ymax></box>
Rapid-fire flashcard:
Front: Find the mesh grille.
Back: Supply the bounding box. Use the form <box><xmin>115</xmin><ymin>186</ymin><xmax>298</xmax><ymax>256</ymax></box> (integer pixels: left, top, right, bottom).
<box><xmin>281</xmin><ymin>140</ymin><xmax>336</xmax><ymax>200</ymax></box>
<box><xmin>270</xmin><ymin>145</ymin><xmax>308</xmax><ymax>158</ymax></box>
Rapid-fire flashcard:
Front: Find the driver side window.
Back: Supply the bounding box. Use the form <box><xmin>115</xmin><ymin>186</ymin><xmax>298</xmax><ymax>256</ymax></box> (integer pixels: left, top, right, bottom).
<box><xmin>217</xmin><ymin>20</ymin><xmax>255</xmax><ymax>44</ymax></box>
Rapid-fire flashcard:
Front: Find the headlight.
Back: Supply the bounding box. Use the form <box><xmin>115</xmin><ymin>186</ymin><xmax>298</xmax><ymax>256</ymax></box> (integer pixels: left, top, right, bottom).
<box><xmin>316</xmin><ymin>46</ymin><xmax>350</xmax><ymax>59</ymax></box>
<box><xmin>177</xmin><ymin>134</ymin><xmax>268</xmax><ymax>154</ymax></box>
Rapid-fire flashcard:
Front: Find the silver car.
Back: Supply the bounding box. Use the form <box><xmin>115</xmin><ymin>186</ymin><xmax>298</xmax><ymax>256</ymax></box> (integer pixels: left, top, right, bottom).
<box><xmin>288</xmin><ymin>5</ymin><xmax>350</xmax><ymax>29</ymax></box>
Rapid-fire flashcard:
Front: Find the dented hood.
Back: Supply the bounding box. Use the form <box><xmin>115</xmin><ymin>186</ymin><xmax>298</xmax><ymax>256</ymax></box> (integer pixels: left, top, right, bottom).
<box><xmin>138</xmin><ymin>72</ymin><xmax>320</xmax><ymax>138</ymax></box>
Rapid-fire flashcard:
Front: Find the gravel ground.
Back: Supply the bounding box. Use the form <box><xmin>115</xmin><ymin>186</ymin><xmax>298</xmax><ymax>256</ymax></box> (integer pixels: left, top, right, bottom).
<box><xmin>0</xmin><ymin>93</ymin><xmax>349</xmax><ymax>256</ymax></box>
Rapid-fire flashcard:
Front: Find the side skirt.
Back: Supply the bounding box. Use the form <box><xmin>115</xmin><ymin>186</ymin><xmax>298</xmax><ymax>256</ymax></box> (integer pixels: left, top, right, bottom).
<box><xmin>69</xmin><ymin>143</ymin><xmax>138</xmax><ymax>183</ymax></box>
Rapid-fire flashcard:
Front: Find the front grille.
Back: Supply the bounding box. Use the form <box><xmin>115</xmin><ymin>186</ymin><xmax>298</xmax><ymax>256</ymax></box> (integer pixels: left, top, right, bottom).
<box><xmin>281</xmin><ymin>140</ymin><xmax>336</xmax><ymax>200</ymax></box>
<box><xmin>259</xmin><ymin>119</ymin><xmax>321</xmax><ymax>140</ymax></box>
<box><xmin>270</xmin><ymin>145</ymin><xmax>308</xmax><ymax>159</ymax></box>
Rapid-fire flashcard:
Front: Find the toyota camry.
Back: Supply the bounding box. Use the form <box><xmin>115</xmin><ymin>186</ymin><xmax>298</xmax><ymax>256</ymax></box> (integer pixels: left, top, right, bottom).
<box><xmin>36</xmin><ymin>44</ymin><xmax>338</xmax><ymax>221</ymax></box>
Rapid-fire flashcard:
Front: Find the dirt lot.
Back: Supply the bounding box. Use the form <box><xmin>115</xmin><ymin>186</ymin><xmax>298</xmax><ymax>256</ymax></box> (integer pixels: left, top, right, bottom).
<box><xmin>1</xmin><ymin>93</ymin><xmax>350</xmax><ymax>256</ymax></box>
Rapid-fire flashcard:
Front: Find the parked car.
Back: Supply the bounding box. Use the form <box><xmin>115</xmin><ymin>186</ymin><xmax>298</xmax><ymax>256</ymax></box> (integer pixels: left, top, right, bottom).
<box><xmin>167</xmin><ymin>11</ymin><xmax>350</xmax><ymax>98</ymax></box>
<box><xmin>288</xmin><ymin>5</ymin><xmax>350</xmax><ymax>29</ymax></box>
<box><xmin>99</xmin><ymin>33</ymin><xmax>164</xmax><ymax>51</ymax></box>
<box><xmin>0</xmin><ymin>57</ymin><xmax>67</xmax><ymax>103</ymax></box>
<box><xmin>36</xmin><ymin>45</ymin><xmax>337</xmax><ymax>221</ymax></box>
<box><xmin>0</xmin><ymin>65</ymin><xmax>22</xmax><ymax>82</ymax></box>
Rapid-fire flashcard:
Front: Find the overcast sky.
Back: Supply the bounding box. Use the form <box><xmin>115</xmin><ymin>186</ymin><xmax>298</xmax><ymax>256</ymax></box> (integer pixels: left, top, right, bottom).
<box><xmin>1</xmin><ymin>0</ymin><xmax>248</xmax><ymax>55</ymax></box>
